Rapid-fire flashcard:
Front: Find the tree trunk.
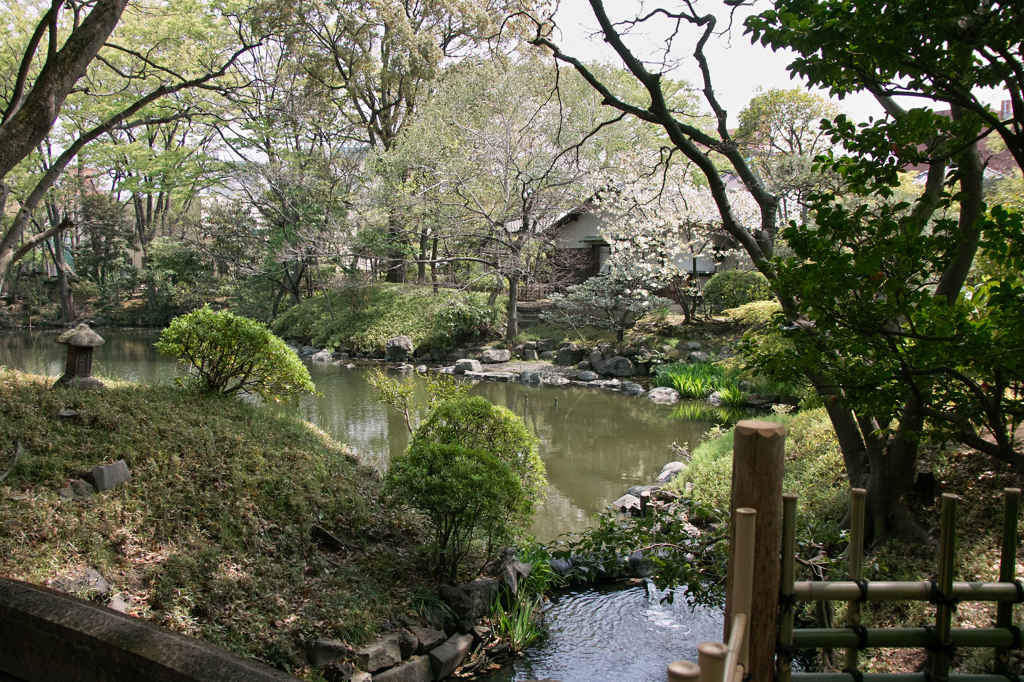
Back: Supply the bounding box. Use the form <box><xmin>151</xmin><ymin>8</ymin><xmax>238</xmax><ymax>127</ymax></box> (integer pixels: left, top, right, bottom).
<box><xmin>385</xmin><ymin>213</ymin><xmax>406</xmax><ymax>283</ymax></box>
<box><xmin>672</xmin><ymin>279</ymin><xmax>691</xmax><ymax>324</ymax></box>
<box><xmin>45</xmin><ymin>236</ymin><xmax>75</xmax><ymax>322</ymax></box>
<box><xmin>430</xmin><ymin>237</ymin><xmax>439</xmax><ymax>293</ymax></box>
<box><xmin>488</xmin><ymin>271</ymin><xmax>503</xmax><ymax>306</ymax></box>
<box><xmin>271</xmin><ymin>284</ymin><xmax>286</xmax><ymax>317</ymax></box>
<box><xmin>284</xmin><ymin>261</ymin><xmax>305</xmax><ymax>307</ymax></box>
<box><xmin>417</xmin><ymin>229</ymin><xmax>428</xmax><ymax>284</ymax></box>
<box><xmin>505</xmin><ymin>274</ymin><xmax>520</xmax><ymax>342</ymax></box>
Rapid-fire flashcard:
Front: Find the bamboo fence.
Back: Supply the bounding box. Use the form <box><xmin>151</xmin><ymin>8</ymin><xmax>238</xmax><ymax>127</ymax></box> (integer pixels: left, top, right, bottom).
<box><xmin>777</xmin><ymin>488</ymin><xmax>1022</xmax><ymax>682</ymax></box>
<box><xmin>665</xmin><ymin>431</ymin><xmax>1021</xmax><ymax>682</ymax></box>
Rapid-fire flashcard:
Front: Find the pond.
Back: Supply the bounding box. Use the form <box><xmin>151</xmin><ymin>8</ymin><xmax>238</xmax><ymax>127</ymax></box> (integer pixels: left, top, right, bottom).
<box><xmin>0</xmin><ymin>327</ymin><xmax>726</xmax><ymax>680</ymax></box>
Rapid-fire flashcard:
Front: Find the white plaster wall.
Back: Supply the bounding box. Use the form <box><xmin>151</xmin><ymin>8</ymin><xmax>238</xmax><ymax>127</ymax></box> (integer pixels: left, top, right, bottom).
<box><xmin>553</xmin><ymin>212</ymin><xmax>606</xmax><ymax>249</ymax></box>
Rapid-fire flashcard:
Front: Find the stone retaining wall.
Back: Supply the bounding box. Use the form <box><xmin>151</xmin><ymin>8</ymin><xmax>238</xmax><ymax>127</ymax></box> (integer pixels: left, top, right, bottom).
<box><xmin>0</xmin><ymin>578</ymin><xmax>296</xmax><ymax>682</ymax></box>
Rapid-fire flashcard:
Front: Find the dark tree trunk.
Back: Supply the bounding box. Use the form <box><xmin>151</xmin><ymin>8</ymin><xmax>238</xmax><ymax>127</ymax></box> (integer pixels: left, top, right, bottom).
<box><xmin>430</xmin><ymin>238</ymin><xmax>439</xmax><ymax>293</ymax></box>
<box><xmin>417</xmin><ymin>230</ymin><xmax>428</xmax><ymax>284</ymax></box>
<box><xmin>45</xmin><ymin>236</ymin><xmax>75</xmax><ymax>322</ymax></box>
<box><xmin>284</xmin><ymin>261</ymin><xmax>305</xmax><ymax>307</ymax></box>
<box><xmin>271</xmin><ymin>284</ymin><xmax>286</xmax><ymax>317</ymax></box>
<box><xmin>505</xmin><ymin>274</ymin><xmax>520</xmax><ymax>342</ymax></box>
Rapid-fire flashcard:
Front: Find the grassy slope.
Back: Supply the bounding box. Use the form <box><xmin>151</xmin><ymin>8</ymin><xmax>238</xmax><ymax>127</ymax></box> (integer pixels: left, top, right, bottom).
<box><xmin>0</xmin><ymin>369</ymin><xmax>425</xmax><ymax>675</ymax></box>
<box><xmin>270</xmin><ymin>284</ymin><xmax>504</xmax><ymax>352</ymax></box>
<box><xmin>670</xmin><ymin>407</ymin><xmax>848</xmax><ymax>522</ymax></box>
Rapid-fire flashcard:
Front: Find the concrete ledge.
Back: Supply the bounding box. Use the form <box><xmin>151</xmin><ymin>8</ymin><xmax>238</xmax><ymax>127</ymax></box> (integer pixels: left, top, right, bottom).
<box><xmin>0</xmin><ymin>578</ymin><xmax>295</xmax><ymax>682</ymax></box>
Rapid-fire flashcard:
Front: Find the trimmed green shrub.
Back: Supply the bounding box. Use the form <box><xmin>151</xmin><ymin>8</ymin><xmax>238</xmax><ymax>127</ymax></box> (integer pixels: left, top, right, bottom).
<box><xmin>156</xmin><ymin>306</ymin><xmax>315</xmax><ymax>399</ymax></box>
<box><xmin>387</xmin><ymin>442</ymin><xmax>522</xmax><ymax>582</ymax></box>
<box><xmin>432</xmin><ymin>297</ymin><xmax>504</xmax><ymax>346</ymax></box>
<box><xmin>410</xmin><ymin>397</ymin><xmax>546</xmax><ymax>524</ymax></box>
<box><xmin>702</xmin><ymin>269</ymin><xmax>773</xmax><ymax>311</ymax></box>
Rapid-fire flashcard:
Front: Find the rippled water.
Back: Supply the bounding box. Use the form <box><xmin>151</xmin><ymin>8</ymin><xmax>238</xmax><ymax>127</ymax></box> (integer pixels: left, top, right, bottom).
<box><xmin>488</xmin><ymin>582</ymin><xmax>723</xmax><ymax>682</ymax></box>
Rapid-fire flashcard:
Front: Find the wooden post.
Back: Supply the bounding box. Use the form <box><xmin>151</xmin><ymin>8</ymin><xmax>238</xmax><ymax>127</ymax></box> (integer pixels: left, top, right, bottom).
<box><xmin>844</xmin><ymin>488</ymin><xmax>867</xmax><ymax>672</ymax></box>
<box><xmin>667</xmin><ymin>660</ymin><xmax>700</xmax><ymax>682</ymax></box>
<box><xmin>725</xmin><ymin>420</ymin><xmax>785</xmax><ymax>682</ymax></box>
<box><xmin>931</xmin><ymin>493</ymin><xmax>959</xmax><ymax>682</ymax></box>
<box><xmin>641</xmin><ymin>489</ymin><xmax>651</xmax><ymax>518</ymax></box>
<box><xmin>994</xmin><ymin>487</ymin><xmax>1020</xmax><ymax>675</ymax></box>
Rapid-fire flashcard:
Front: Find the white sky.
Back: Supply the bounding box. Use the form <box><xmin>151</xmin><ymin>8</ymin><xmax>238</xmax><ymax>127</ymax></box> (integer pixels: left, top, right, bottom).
<box><xmin>547</xmin><ymin>0</ymin><xmax>915</xmax><ymax>124</ymax></box>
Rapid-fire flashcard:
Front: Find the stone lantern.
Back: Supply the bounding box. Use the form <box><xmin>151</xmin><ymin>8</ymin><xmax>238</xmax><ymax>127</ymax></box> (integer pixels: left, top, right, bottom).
<box><xmin>53</xmin><ymin>324</ymin><xmax>105</xmax><ymax>390</ymax></box>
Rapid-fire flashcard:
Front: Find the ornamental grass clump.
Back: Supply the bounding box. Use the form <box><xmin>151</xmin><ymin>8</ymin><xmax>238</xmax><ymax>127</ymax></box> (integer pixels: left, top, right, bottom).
<box><xmin>156</xmin><ymin>306</ymin><xmax>315</xmax><ymax>400</ymax></box>
<box><xmin>654</xmin><ymin>361</ymin><xmax>729</xmax><ymax>399</ymax></box>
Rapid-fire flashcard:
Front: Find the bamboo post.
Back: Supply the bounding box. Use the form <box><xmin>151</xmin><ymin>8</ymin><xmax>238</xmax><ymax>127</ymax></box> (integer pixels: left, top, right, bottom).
<box><xmin>667</xmin><ymin>660</ymin><xmax>700</xmax><ymax>682</ymax></box>
<box><xmin>931</xmin><ymin>493</ymin><xmax>959</xmax><ymax>682</ymax></box>
<box><xmin>697</xmin><ymin>642</ymin><xmax>728</xmax><ymax>682</ymax></box>
<box><xmin>724</xmin><ymin>612</ymin><xmax>748</xmax><ymax>680</ymax></box>
<box><xmin>994</xmin><ymin>487</ymin><xmax>1020</xmax><ymax>675</ymax></box>
<box><xmin>778</xmin><ymin>494</ymin><xmax>799</xmax><ymax>682</ymax></box>
<box><xmin>725</xmin><ymin>420</ymin><xmax>785</xmax><ymax>682</ymax></box>
<box><xmin>845</xmin><ymin>488</ymin><xmax>867</xmax><ymax>672</ymax></box>
<box><xmin>732</xmin><ymin>507</ymin><xmax>757</xmax><ymax>670</ymax></box>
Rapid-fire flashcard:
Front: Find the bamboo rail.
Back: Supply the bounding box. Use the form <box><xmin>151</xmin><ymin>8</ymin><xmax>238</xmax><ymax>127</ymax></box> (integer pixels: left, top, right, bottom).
<box><xmin>792</xmin><ymin>581</ymin><xmax>1023</xmax><ymax>602</ymax></box>
<box><xmin>784</xmin><ymin>488</ymin><xmax>1022</xmax><ymax>682</ymax></box>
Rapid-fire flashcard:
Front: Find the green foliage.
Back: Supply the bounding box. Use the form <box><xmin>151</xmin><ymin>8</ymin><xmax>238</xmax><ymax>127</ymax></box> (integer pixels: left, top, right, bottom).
<box><xmin>544</xmin><ymin>275</ymin><xmax>673</xmax><ymax>343</ymax></box>
<box><xmin>702</xmin><ymin>269</ymin><xmax>773</xmax><ymax>312</ymax></box>
<box><xmin>411</xmin><ymin>397</ymin><xmax>546</xmax><ymax>524</ymax></box>
<box><xmin>386</xmin><ymin>442</ymin><xmax>522</xmax><ymax>582</ymax></box>
<box><xmin>671</xmin><ymin>407</ymin><xmax>847</xmax><ymax>522</ymax></box>
<box><xmin>722</xmin><ymin>300</ymin><xmax>782</xmax><ymax>325</ymax></box>
<box><xmin>517</xmin><ymin>542</ymin><xmax>563</xmax><ymax>596</ymax></box>
<box><xmin>143</xmin><ymin>238</ymin><xmax>222</xmax><ymax>325</ymax></box>
<box><xmin>366</xmin><ymin>368</ymin><xmax>469</xmax><ymax>434</ymax></box>
<box><xmin>491</xmin><ymin>594</ymin><xmax>544</xmax><ymax>652</ymax></box>
<box><xmin>432</xmin><ymin>296</ymin><xmax>504</xmax><ymax>346</ymax></box>
<box><xmin>653</xmin><ymin>361</ymin><xmax>737</xmax><ymax>400</ymax></box>
<box><xmin>0</xmin><ymin>368</ymin><xmax>422</xmax><ymax>666</ymax></box>
<box><xmin>716</xmin><ymin>384</ymin><xmax>748</xmax><ymax>408</ymax></box>
<box><xmin>271</xmin><ymin>285</ymin><xmax>503</xmax><ymax>353</ymax></box>
<box><xmin>545</xmin><ymin>499</ymin><xmax>731</xmax><ymax>607</ymax></box>
<box><xmin>156</xmin><ymin>306</ymin><xmax>315</xmax><ymax>399</ymax></box>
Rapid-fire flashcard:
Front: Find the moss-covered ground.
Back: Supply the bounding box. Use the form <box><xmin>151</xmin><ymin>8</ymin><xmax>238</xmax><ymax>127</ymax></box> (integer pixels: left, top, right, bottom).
<box><xmin>0</xmin><ymin>368</ymin><xmax>427</xmax><ymax>676</ymax></box>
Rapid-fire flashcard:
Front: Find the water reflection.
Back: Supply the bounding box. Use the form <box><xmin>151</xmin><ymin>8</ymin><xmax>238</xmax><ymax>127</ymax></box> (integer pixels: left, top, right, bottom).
<box><xmin>1</xmin><ymin>329</ymin><xmax>713</xmax><ymax>542</ymax></box>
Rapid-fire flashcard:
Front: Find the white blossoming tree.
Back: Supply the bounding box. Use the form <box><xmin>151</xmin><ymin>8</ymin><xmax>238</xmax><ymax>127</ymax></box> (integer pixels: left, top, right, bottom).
<box><xmin>595</xmin><ymin>161</ymin><xmax>761</xmax><ymax>322</ymax></box>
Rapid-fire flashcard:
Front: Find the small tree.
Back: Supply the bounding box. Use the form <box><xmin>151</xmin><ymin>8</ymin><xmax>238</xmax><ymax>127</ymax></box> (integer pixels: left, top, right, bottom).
<box><xmin>386</xmin><ymin>442</ymin><xmax>522</xmax><ymax>582</ymax></box>
<box><xmin>543</xmin><ymin>275</ymin><xmax>673</xmax><ymax>342</ymax></box>
<box><xmin>411</xmin><ymin>397</ymin><xmax>546</xmax><ymax>526</ymax></box>
<box><xmin>156</xmin><ymin>306</ymin><xmax>316</xmax><ymax>399</ymax></box>
<box><xmin>366</xmin><ymin>368</ymin><xmax>470</xmax><ymax>434</ymax></box>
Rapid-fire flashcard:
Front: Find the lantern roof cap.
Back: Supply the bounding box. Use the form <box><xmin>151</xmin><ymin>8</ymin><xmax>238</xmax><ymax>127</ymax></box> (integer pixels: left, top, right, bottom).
<box><xmin>54</xmin><ymin>324</ymin><xmax>105</xmax><ymax>348</ymax></box>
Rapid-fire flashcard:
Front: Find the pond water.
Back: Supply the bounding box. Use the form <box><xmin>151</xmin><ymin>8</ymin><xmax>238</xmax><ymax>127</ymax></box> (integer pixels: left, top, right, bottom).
<box><xmin>1</xmin><ymin>328</ymin><xmax>725</xmax><ymax>680</ymax></box>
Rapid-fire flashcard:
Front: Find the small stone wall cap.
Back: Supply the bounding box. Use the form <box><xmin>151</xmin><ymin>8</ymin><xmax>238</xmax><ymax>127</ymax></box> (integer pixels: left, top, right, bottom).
<box><xmin>55</xmin><ymin>324</ymin><xmax>105</xmax><ymax>348</ymax></box>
